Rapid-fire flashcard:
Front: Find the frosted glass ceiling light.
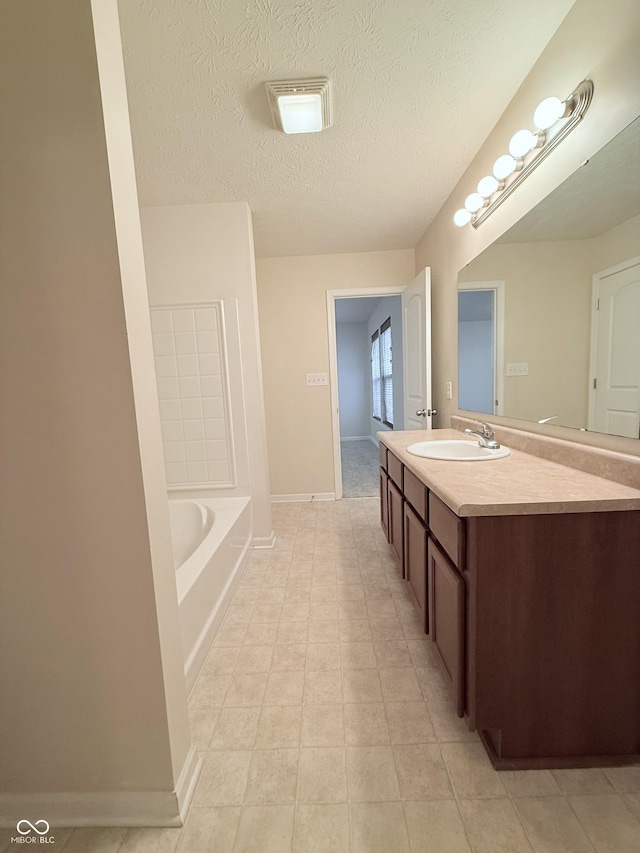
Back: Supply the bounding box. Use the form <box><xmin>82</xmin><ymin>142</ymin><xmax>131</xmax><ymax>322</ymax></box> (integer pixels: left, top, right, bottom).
<box><xmin>493</xmin><ymin>154</ymin><xmax>518</xmax><ymax>180</ymax></box>
<box><xmin>477</xmin><ymin>175</ymin><xmax>500</xmax><ymax>198</ymax></box>
<box><xmin>452</xmin><ymin>79</ymin><xmax>593</xmax><ymax>229</ymax></box>
<box><xmin>265</xmin><ymin>78</ymin><xmax>332</xmax><ymax>134</ymax></box>
<box><xmin>454</xmin><ymin>209</ymin><xmax>472</xmax><ymax>227</ymax></box>
<box><xmin>508</xmin><ymin>128</ymin><xmax>539</xmax><ymax>158</ymax></box>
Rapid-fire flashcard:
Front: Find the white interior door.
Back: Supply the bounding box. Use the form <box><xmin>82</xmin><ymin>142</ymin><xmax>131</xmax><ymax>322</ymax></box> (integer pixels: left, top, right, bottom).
<box><xmin>402</xmin><ymin>268</ymin><xmax>433</xmax><ymax>430</ymax></box>
<box><xmin>590</xmin><ymin>261</ymin><xmax>640</xmax><ymax>438</ymax></box>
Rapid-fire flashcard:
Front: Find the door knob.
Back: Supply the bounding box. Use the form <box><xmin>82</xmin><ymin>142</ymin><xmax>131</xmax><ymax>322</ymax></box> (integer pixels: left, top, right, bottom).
<box><xmin>416</xmin><ymin>409</ymin><xmax>437</xmax><ymax>417</ymax></box>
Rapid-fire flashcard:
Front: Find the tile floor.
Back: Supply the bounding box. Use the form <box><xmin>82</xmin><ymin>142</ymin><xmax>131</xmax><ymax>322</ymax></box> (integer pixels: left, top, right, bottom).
<box><xmin>4</xmin><ymin>498</ymin><xmax>639</xmax><ymax>852</ymax></box>
<box><xmin>340</xmin><ymin>440</ymin><xmax>379</xmax><ymax>498</ymax></box>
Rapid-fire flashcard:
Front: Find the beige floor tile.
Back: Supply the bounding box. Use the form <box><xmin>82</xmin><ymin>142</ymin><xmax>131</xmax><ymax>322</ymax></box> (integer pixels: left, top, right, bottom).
<box><xmin>308</xmin><ymin>619</ymin><xmax>341</xmax><ymax>643</ymax></box>
<box><xmin>301</xmin><ymin>704</ymin><xmax>345</xmax><ymax>746</ymax></box>
<box><xmin>233</xmin><ymin>805</ymin><xmax>295</xmax><ymax>853</ymax></box>
<box><xmin>623</xmin><ymin>792</ymin><xmax>640</xmax><ymax>820</ymax></box>
<box><xmin>340</xmin><ymin>641</ymin><xmax>377</xmax><ymax>670</ymax></box>
<box><xmin>401</xmin><ymin>613</ymin><xmax>428</xmax><ymax>639</ymax></box>
<box><xmin>264</xmin><ymin>670</ymin><xmax>305</xmax><ymax>705</ymax></box>
<box><xmin>569</xmin><ymin>794</ymin><xmax>640</xmax><ymax>853</ymax></box>
<box><xmin>281</xmin><ymin>601</ymin><xmax>311</xmax><ymax>622</ymax></box>
<box><xmin>284</xmin><ymin>586</ymin><xmax>311</xmax><ymax>603</ymax></box>
<box><xmin>209</xmin><ymin>707</ymin><xmax>261</xmax><ymax>750</ymax></box>
<box><xmin>344</xmin><ymin>702</ymin><xmax>390</xmax><ymax>745</ymax></box>
<box><xmin>193</xmin><ymin>751</ymin><xmax>252</xmax><ymax>806</ymax></box>
<box><xmin>513</xmin><ymin>796</ymin><xmax>594</xmax><ymax>853</ymax></box>
<box><xmin>177</xmin><ymin>806</ymin><xmax>240</xmax><ymax>853</ymax></box>
<box><xmin>271</xmin><ymin>643</ymin><xmax>307</xmax><ymax>671</ymax></box>
<box><xmin>214</xmin><ymin>623</ymin><xmax>248</xmax><ymax>646</ymax></box>
<box><xmin>201</xmin><ymin>645</ymin><xmax>240</xmax><ymax>674</ymax></box>
<box><xmin>339</xmin><ymin>620</ymin><xmax>372</xmax><ymax>641</ymax></box>
<box><xmin>406</xmin><ymin>638</ymin><xmax>435</xmax><ymax>668</ymax></box>
<box><xmin>223</xmin><ymin>672</ymin><xmax>268</xmax><ymax>707</ymax></box>
<box><xmin>189</xmin><ymin>708</ymin><xmax>220</xmax><ymax>750</ymax></box>
<box><xmin>350</xmin><ymin>801</ymin><xmax>410</xmax><ymax>853</ymax></box>
<box><xmin>293</xmin><ymin>803</ymin><xmax>350</xmax><ymax>853</ymax></box>
<box><xmin>342</xmin><ymin>669</ymin><xmax>383</xmax><ymax>703</ymax></box>
<box><xmin>364</xmin><ymin>583</ymin><xmax>392</xmax><ymax>599</ymax></box>
<box><xmin>500</xmin><ymin>770</ymin><xmax>562</xmax><ymax>797</ymax></box>
<box><xmin>550</xmin><ymin>768</ymin><xmax>615</xmax><ymax>795</ymax></box>
<box><xmin>259</xmin><ymin>587</ymin><xmax>286</xmax><ymax>604</ymax></box>
<box><xmin>189</xmin><ymin>674</ymin><xmax>231</xmax><ymax>708</ymax></box>
<box><xmin>304</xmin><ymin>669</ymin><xmax>343</xmax><ymax>704</ymax></box>
<box><xmin>385</xmin><ymin>700</ymin><xmax>436</xmax><ymax>744</ymax></box>
<box><xmin>310</xmin><ymin>602</ymin><xmax>339</xmax><ymax>621</ymax></box>
<box><xmin>225</xmin><ymin>604</ymin><xmax>255</xmax><ymax>625</ymax></box>
<box><xmin>404</xmin><ymin>799</ymin><xmax>472</xmax><ymax>853</ymax></box>
<box><xmin>368</xmin><ymin>617</ymin><xmax>405</xmax><ymax>639</ymax></box>
<box><xmin>338</xmin><ymin>600</ymin><xmax>369</xmax><ymax>622</ymax></box>
<box><xmin>311</xmin><ymin>585</ymin><xmax>338</xmax><ymax>603</ymax></box>
<box><xmin>60</xmin><ymin>828</ymin><xmax>127</xmax><ymax>853</ymax></box>
<box><xmin>440</xmin><ymin>743</ymin><xmax>507</xmax><ymax>798</ymax></box>
<box><xmin>255</xmin><ymin>705</ymin><xmax>302</xmax><ymax>748</ymax></box>
<box><xmin>346</xmin><ymin>745</ymin><xmax>401</xmax><ymax>801</ymax></box>
<box><xmin>234</xmin><ymin>645</ymin><xmax>273</xmax><ymax>673</ymax></box>
<box><xmin>603</xmin><ymin>766</ymin><xmax>640</xmax><ymax>793</ymax></box>
<box><xmin>366</xmin><ymin>598</ymin><xmax>398</xmax><ymax>620</ymax></box>
<box><xmin>306</xmin><ymin>643</ymin><xmax>341</xmax><ymax>671</ymax></box>
<box><xmin>336</xmin><ymin>584</ymin><xmax>365</xmax><ymax>601</ymax></box>
<box><xmin>373</xmin><ymin>640</ymin><xmax>413</xmax><ymax>668</ymax></box>
<box><xmin>379</xmin><ymin>668</ymin><xmax>423</xmax><ymax>702</ymax></box>
<box><xmin>297</xmin><ymin>747</ymin><xmax>348</xmax><ymax>802</ymax></box>
<box><xmin>459</xmin><ymin>798</ymin><xmax>533</xmax><ymax>853</ymax></box>
<box><xmin>119</xmin><ymin>826</ymin><xmax>183</xmax><ymax>853</ymax></box>
<box><xmin>277</xmin><ymin>621</ymin><xmax>309</xmax><ymax>644</ymax></box>
<box><xmin>244</xmin><ymin>748</ymin><xmax>299</xmax><ymax>804</ymax></box>
<box><xmin>243</xmin><ymin>621</ymin><xmax>279</xmax><ymax>645</ymax></box>
<box><xmin>262</xmin><ymin>572</ymin><xmax>289</xmax><ymax>589</ymax></box>
<box><xmin>415</xmin><ymin>665</ymin><xmax>451</xmax><ymax>701</ymax></box>
<box><xmin>426</xmin><ymin>699</ymin><xmax>478</xmax><ymax>743</ymax></box>
<box><xmin>393</xmin><ymin>743</ymin><xmax>455</xmax><ymax>799</ymax></box>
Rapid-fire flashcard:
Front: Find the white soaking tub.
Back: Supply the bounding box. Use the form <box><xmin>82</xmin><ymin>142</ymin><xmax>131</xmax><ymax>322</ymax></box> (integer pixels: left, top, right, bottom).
<box><xmin>168</xmin><ymin>497</ymin><xmax>251</xmax><ymax>691</ymax></box>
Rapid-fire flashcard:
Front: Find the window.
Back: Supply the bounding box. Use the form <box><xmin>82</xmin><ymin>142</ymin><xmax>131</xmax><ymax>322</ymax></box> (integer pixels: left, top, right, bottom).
<box><xmin>371</xmin><ymin>318</ymin><xmax>393</xmax><ymax>427</ymax></box>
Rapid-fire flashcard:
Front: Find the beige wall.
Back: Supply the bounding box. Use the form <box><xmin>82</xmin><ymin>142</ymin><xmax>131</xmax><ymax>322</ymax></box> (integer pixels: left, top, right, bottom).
<box><xmin>256</xmin><ymin>250</ymin><xmax>414</xmax><ymax>497</ymax></box>
<box><xmin>416</xmin><ymin>0</ymin><xmax>640</xmax><ymax>456</ymax></box>
<box><xmin>590</xmin><ymin>213</ymin><xmax>640</xmax><ymax>273</ymax></box>
<box><xmin>0</xmin><ymin>0</ymin><xmax>189</xmax><ymax>820</ymax></box>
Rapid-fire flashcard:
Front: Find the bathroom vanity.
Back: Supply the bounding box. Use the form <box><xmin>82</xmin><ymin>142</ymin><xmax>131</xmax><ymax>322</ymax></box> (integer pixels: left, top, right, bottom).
<box><xmin>379</xmin><ymin>427</ymin><xmax>640</xmax><ymax>769</ymax></box>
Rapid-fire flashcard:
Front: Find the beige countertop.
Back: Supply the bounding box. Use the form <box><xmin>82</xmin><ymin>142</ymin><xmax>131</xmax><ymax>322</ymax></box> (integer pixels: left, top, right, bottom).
<box><xmin>379</xmin><ymin>429</ymin><xmax>640</xmax><ymax>517</ymax></box>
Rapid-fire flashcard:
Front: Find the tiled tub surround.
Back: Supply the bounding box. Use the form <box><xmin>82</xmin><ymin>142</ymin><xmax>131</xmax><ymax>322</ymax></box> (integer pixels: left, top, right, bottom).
<box><xmin>151</xmin><ymin>303</ymin><xmax>235</xmax><ymax>488</ymax></box>
<box><xmin>11</xmin><ymin>499</ymin><xmax>640</xmax><ymax>852</ymax></box>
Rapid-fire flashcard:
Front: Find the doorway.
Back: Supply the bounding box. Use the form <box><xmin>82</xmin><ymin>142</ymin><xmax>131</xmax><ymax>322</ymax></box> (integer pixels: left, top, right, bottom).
<box><xmin>457</xmin><ymin>281</ymin><xmax>505</xmax><ymax>416</ymax></box>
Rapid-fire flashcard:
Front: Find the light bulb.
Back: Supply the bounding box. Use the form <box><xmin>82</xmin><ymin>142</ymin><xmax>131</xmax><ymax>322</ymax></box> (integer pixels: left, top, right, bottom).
<box><xmin>533</xmin><ymin>96</ymin><xmax>566</xmax><ymax>130</ymax></box>
<box><xmin>493</xmin><ymin>154</ymin><xmax>517</xmax><ymax>180</ymax></box>
<box><xmin>509</xmin><ymin>129</ymin><xmax>538</xmax><ymax>158</ymax></box>
<box><xmin>464</xmin><ymin>193</ymin><xmax>485</xmax><ymax>213</ymax></box>
<box><xmin>477</xmin><ymin>175</ymin><xmax>499</xmax><ymax>198</ymax></box>
<box><xmin>453</xmin><ymin>209</ymin><xmax>472</xmax><ymax>227</ymax></box>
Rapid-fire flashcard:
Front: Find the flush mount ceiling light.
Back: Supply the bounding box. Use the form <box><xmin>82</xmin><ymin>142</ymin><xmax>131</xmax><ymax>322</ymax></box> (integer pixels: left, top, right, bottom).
<box><xmin>453</xmin><ymin>79</ymin><xmax>593</xmax><ymax>228</ymax></box>
<box><xmin>265</xmin><ymin>78</ymin><xmax>332</xmax><ymax>134</ymax></box>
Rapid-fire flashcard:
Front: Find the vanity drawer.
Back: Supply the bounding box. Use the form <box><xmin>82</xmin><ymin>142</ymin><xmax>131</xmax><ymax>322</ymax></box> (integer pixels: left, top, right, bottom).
<box><xmin>379</xmin><ymin>443</ymin><xmax>388</xmax><ymax>471</ymax></box>
<box><xmin>388</xmin><ymin>451</ymin><xmax>403</xmax><ymax>489</ymax></box>
<box><xmin>429</xmin><ymin>493</ymin><xmax>465</xmax><ymax>569</ymax></box>
<box><xmin>403</xmin><ymin>466</ymin><xmax>428</xmax><ymax>524</ymax></box>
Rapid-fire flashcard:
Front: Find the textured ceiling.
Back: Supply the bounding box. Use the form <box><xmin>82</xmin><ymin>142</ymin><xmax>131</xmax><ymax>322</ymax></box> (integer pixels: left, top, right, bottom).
<box><xmin>118</xmin><ymin>0</ymin><xmax>575</xmax><ymax>258</ymax></box>
<box><xmin>499</xmin><ymin>117</ymin><xmax>640</xmax><ymax>243</ymax></box>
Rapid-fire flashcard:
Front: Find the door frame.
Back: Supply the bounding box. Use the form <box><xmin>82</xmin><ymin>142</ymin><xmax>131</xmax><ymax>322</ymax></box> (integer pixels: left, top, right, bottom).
<box><xmin>327</xmin><ymin>287</ymin><xmax>406</xmax><ymax>500</ymax></box>
<box><xmin>588</xmin><ymin>256</ymin><xmax>640</xmax><ymax>432</ymax></box>
<box><xmin>457</xmin><ymin>280</ymin><xmax>505</xmax><ymax>416</ymax></box>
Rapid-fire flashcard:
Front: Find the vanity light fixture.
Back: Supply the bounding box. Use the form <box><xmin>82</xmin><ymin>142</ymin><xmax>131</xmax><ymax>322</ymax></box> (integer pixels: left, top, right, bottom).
<box><xmin>265</xmin><ymin>78</ymin><xmax>332</xmax><ymax>134</ymax></box>
<box><xmin>453</xmin><ymin>80</ymin><xmax>593</xmax><ymax>228</ymax></box>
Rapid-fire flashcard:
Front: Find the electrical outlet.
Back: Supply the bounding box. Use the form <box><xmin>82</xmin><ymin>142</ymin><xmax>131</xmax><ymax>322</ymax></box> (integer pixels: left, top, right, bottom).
<box><xmin>446</xmin><ymin>381</ymin><xmax>453</xmax><ymax>400</ymax></box>
<box><xmin>506</xmin><ymin>362</ymin><xmax>529</xmax><ymax>376</ymax></box>
<box><xmin>306</xmin><ymin>373</ymin><xmax>328</xmax><ymax>386</ymax></box>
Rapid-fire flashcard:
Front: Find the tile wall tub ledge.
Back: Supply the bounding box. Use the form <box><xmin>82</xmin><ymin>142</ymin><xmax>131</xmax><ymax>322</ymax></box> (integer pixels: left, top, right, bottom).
<box><xmin>168</xmin><ymin>496</ymin><xmax>251</xmax><ymax>691</ymax></box>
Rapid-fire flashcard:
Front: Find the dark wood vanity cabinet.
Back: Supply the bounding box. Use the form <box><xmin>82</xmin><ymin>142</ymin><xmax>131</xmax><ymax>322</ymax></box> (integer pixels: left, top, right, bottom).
<box><xmin>387</xmin><ymin>479</ymin><xmax>404</xmax><ymax>574</ymax></box>
<box><xmin>428</xmin><ymin>537</ymin><xmax>465</xmax><ymax>717</ymax></box>
<box><xmin>404</xmin><ymin>501</ymin><xmax>428</xmax><ymax>630</ymax></box>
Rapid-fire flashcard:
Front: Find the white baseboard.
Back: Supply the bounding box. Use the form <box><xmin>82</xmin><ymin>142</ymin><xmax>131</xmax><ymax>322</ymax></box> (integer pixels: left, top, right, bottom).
<box><xmin>252</xmin><ymin>531</ymin><xmax>277</xmax><ymax>549</ymax></box>
<box><xmin>270</xmin><ymin>493</ymin><xmax>336</xmax><ymax>503</ymax></box>
<box><xmin>176</xmin><ymin>746</ymin><xmax>202</xmax><ymax>823</ymax></box>
<box><xmin>340</xmin><ymin>436</ymin><xmax>371</xmax><ymax>442</ymax></box>
<box><xmin>369</xmin><ymin>435</ymin><xmax>378</xmax><ymax>446</ymax></box>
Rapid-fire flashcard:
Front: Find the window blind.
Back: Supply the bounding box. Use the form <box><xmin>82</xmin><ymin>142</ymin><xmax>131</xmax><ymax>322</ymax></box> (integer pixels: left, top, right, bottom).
<box><xmin>380</xmin><ymin>319</ymin><xmax>393</xmax><ymax>427</ymax></box>
<box><xmin>371</xmin><ymin>330</ymin><xmax>381</xmax><ymax>420</ymax></box>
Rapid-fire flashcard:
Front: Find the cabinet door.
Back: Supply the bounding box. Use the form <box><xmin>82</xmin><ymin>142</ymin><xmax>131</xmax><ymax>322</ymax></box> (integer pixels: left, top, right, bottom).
<box><xmin>380</xmin><ymin>468</ymin><xmax>389</xmax><ymax>541</ymax></box>
<box><xmin>404</xmin><ymin>502</ymin><xmax>428</xmax><ymax>633</ymax></box>
<box><xmin>428</xmin><ymin>538</ymin><xmax>465</xmax><ymax>716</ymax></box>
<box><xmin>388</xmin><ymin>479</ymin><xmax>404</xmax><ymax>576</ymax></box>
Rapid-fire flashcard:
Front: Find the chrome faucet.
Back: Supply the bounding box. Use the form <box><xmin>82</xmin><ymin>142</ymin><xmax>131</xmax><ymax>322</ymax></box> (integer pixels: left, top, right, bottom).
<box><xmin>464</xmin><ymin>422</ymin><xmax>501</xmax><ymax>449</ymax></box>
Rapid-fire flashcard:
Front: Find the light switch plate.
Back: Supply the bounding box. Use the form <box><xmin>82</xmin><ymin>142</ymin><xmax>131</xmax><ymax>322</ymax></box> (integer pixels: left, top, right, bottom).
<box><xmin>506</xmin><ymin>362</ymin><xmax>529</xmax><ymax>376</ymax></box>
<box><xmin>306</xmin><ymin>373</ymin><xmax>328</xmax><ymax>386</ymax></box>
<box><xmin>446</xmin><ymin>381</ymin><xmax>453</xmax><ymax>399</ymax></box>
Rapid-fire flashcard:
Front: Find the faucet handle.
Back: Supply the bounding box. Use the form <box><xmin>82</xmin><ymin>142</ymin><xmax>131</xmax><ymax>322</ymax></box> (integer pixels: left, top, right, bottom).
<box><xmin>479</xmin><ymin>422</ymin><xmax>494</xmax><ymax>439</ymax></box>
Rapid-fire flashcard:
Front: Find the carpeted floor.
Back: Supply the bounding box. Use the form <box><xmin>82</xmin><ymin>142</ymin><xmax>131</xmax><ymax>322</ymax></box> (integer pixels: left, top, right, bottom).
<box><xmin>340</xmin><ymin>439</ymin><xmax>379</xmax><ymax>498</ymax></box>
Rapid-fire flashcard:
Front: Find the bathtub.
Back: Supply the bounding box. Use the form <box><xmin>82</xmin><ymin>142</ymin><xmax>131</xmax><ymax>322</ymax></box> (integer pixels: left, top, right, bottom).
<box><xmin>168</xmin><ymin>496</ymin><xmax>251</xmax><ymax>691</ymax></box>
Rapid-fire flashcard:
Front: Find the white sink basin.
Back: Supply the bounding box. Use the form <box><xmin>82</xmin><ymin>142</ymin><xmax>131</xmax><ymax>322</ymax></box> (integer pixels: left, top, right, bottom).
<box><xmin>407</xmin><ymin>439</ymin><xmax>511</xmax><ymax>461</ymax></box>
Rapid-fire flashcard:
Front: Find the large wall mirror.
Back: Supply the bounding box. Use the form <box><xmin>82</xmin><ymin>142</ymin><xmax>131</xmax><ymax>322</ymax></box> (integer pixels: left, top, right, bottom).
<box><xmin>458</xmin><ymin>116</ymin><xmax>640</xmax><ymax>439</ymax></box>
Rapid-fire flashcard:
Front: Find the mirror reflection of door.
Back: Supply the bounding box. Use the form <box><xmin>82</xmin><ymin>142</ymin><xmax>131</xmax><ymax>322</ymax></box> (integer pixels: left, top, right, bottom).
<box><xmin>458</xmin><ymin>282</ymin><xmax>504</xmax><ymax>416</ymax></box>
